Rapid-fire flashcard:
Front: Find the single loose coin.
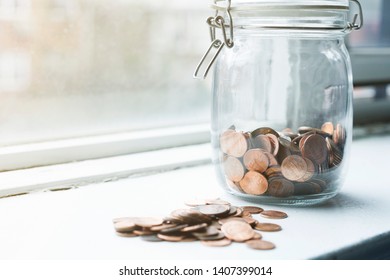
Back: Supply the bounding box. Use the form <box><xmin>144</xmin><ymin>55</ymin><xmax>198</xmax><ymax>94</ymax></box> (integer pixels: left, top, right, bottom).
<box><xmin>243</xmin><ymin>216</ymin><xmax>258</xmax><ymax>227</ymax></box>
<box><xmin>150</xmin><ymin>223</ymin><xmax>179</xmax><ymax>232</ymax></box>
<box><xmin>133</xmin><ymin>230</ymin><xmax>154</xmax><ymax>236</ymax></box>
<box><xmin>254</xmin><ymin>223</ymin><xmax>282</xmax><ymax>232</ymax></box>
<box><xmin>141</xmin><ymin>235</ymin><xmax>164</xmax><ymax>242</ymax></box>
<box><xmin>157</xmin><ymin>233</ymin><xmax>186</xmax><ymax>242</ymax></box>
<box><xmin>239</xmin><ymin>171</ymin><xmax>268</xmax><ymax>195</ymax></box>
<box><xmin>133</xmin><ymin>217</ymin><xmax>163</xmax><ymax>228</ymax></box>
<box><xmin>221</xmin><ymin>221</ymin><xmax>255</xmax><ymax>242</ymax></box>
<box><xmin>160</xmin><ymin>224</ymin><xmax>189</xmax><ymax>233</ymax></box>
<box><xmin>218</xmin><ymin>217</ymin><xmax>247</xmax><ymax>225</ymax></box>
<box><xmin>196</xmin><ymin>232</ymin><xmax>225</xmax><ymax>241</ymax></box>
<box><xmin>281</xmin><ymin>155</ymin><xmax>307</xmax><ymax>181</ymax></box>
<box><xmin>260</xmin><ymin>210</ymin><xmax>288</xmax><ymax>219</ymax></box>
<box><xmin>114</xmin><ymin>220</ymin><xmax>137</xmax><ymax>233</ymax></box>
<box><xmin>196</xmin><ymin>204</ymin><xmax>230</xmax><ymax>216</ymax></box>
<box><xmin>220</xmin><ymin>130</ymin><xmax>249</xmax><ymax>157</ymax></box>
<box><xmin>181</xmin><ymin>223</ymin><xmax>208</xmax><ymax>233</ymax></box>
<box><xmin>251</xmin><ymin>231</ymin><xmax>263</xmax><ymax>240</ymax></box>
<box><xmin>201</xmin><ymin>238</ymin><xmax>232</xmax><ymax>247</ymax></box>
<box><xmin>192</xmin><ymin>226</ymin><xmax>220</xmax><ymax>238</ymax></box>
<box><xmin>116</xmin><ymin>232</ymin><xmax>137</xmax><ymax>238</ymax></box>
<box><xmin>223</xmin><ymin>156</ymin><xmax>245</xmax><ymax>182</ymax></box>
<box><xmin>246</xmin><ymin>240</ymin><xmax>275</xmax><ymax>250</ymax></box>
<box><xmin>243</xmin><ymin>149</ymin><xmax>269</xmax><ymax>173</ymax></box>
<box><xmin>321</xmin><ymin>122</ymin><xmax>334</xmax><ymax>135</ymax></box>
<box><xmin>241</xmin><ymin>206</ymin><xmax>264</xmax><ymax>214</ymax></box>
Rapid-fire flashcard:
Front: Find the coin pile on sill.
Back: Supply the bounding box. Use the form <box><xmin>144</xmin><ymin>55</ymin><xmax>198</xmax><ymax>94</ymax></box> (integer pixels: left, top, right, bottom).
<box><xmin>113</xmin><ymin>199</ymin><xmax>287</xmax><ymax>250</ymax></box>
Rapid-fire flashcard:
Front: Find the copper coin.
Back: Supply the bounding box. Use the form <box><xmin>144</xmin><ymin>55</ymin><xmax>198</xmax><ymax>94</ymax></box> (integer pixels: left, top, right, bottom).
<box><xmin>267</xmin><ymin>134</ymin><xmax>280</xmax><ymax>156</ymax></box>
<box><xmin>260</xmin><ymin>210</ymin><xmax>288</xmax><ymax>219</ymax></box>
<box><xmin>170</xmin><ymin>209</ymin><xmax>213</xmax><ymax>224</ymax></box>
<box><xmin>281</xmin><ymin>155</ymin><xmax>307</xmax><ymax>181</ymax></box>
<box><xmin>116</xmin><ymin>232</ymin><xmax>137</xmax><ymax>238</ymax></box>
<box><xmin>201</xmin><ymin>238</ymin><xmax>232</xmax><ymax>247</ymax></box>
<box><xmin>254</xmin><ymin>223</ymin><xmax>282</xmax><ymax>232</ymax></box>
<box><xmin>252</xmin><ymin>135</ymin><xmax>272</xmax><ymax>153</ymax></box>
<box><xmin>196</xmin><ymin>204</ymin><xmax>230</xmax><ymax>216</ymax></box>
<box><xmin>246</xmin><ymin>240</ymin><xmax>275</xmax><ymax>250</ymax></box>
<box><xmin>223</xmin><ymin>156</ymin><xmax>245</xmax><ymax>182</ymax></box>
<box><xmin>296</xmin><ymin>158</ymin><xmax>315</xmax><ymax>182</ymax></box>
<box><xmin>251</xmin><ymin>127</ymin><xmax>279</xmax><ymax>138</ymax></box>
<box><xmin>192</xmin><ymin>226</ymin><xmax>219</xmax><ymax>238</ymax></box>
<box><xmin>220</xmin><ymin>130</ymin><xmax>249</xmax><ymax>157</ymax></box>
<box><xmin>221</xmin><ymin>221</ymin><xmax>255</xmax><ymax>242</ymax></box>
<box><xmin>133</xmin><ymin>217</ymin><xmax>163</xmax><ymax>228</ymax></box>
<box><xmin>241</xmin><ymin>206</ymin><xmax>264</xmax><ymax>214</ymax></box>
<box><xmin>243</xmin><ymin>149</ymin><xmax>269</xmax><ymax>173</ymax></box>
<box><xmin>160</xmin><ymin>224</ymin><xmax>189</xmax><ymax>233</ymax></box>
<box><xmin>301</xmin><ymin>134</ymin><xmax>328</xmax><ymax>164</ymax></box>
<box><xmin>133</xmin><ymin>230</ymin><xmax>154</xmax><ymax>236</ymax></box>
<box><xmin>241</xmin><ymin>210</ymin><xmax>252</xmax><ymax>217</ymax></box>
<box><xmin>157</xmin><ymin>233</ymin><xmax>186</xmax><ymax>242</ymax></box>
<box><xmin>114</xmin><ymin>220</ymin><xmax>137</xmax><ymax>233</ymax></box>
<box><xmin>239</xmin><ymin>171</ymin><xmax>268</xmax><ymax>195</ymax></box>
<box><xmin>181</xmin><ymin>223</ymin><xmax>209</xmax><ymax>233</ymax></box>
<box><xmin>150</xmin><ymin>223</ymin><xmax>179</xmax><ymax>232</ymax></box>
<box><xmin>334</xmin><ymin>123</ymin><xmax>346</xmax><ymax>146</ymax></box>
<box><xmin>233</xmin><ymin>207</ymin><xmax>243</xmax><ymax>217</ymax></box>
<box><xmin>196</xmin><ymin>232</ymin><xmax>225</xmax><ymax>241</ymax></box>
<box><xmin>227</xmin><ymin>205</ymin><xmax>238</xmax><ymax>216</ymax></box>
<box><xmin>251</xmin><ymin>231</ymin><xmax>263</xmax><ymax>240</ymax></box>
<box><xmin>321</xmin><ymin>122</ymin><xmax>334</xmax><ymax>135</ymax></box>
<box><xmin>265</xmin><ymin>152</ymin><xmax>279</xmax><ymax>166</ymax></box>
<box><xmin>141</xmin><ymin>235</ymin><xmax>164</xmax><ymax>242</ymax></box>
<box><xmin>264</xmin><ymin>166</ymin><xmax>282</xmax><ymax>178</ymax></box>
<box><xmin>267</xmin><ymin>178</ymin><xmax>294</xmax><ymax>197</ymax></box>
<box><xmin>243</xmin><ymin>216</ymin><xmax>258</xmax><ymax>227</ymax></box>
<box><xmin>276</xmin><ymin>137</ymin><xmax>292</xmax><ymax>163</ymax></box>
<box><xmin>218</xmin><ymin>217</ymin><xmax>247</xmax><ymax>225</ymax></box>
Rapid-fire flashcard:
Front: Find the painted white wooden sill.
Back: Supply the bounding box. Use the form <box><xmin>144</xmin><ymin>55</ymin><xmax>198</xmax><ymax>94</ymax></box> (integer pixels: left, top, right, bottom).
<box><xmin>0</xmin><ymin>135</ymin><xmax>389</xmax><ymax>260</ymax></box>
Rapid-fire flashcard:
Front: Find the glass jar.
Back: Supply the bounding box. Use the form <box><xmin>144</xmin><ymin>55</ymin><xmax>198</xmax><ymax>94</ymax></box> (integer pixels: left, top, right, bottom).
<box><xmin>195</xmin><ymin>0</ymin><xmax>363</xmax><ymax>205</ymax></box>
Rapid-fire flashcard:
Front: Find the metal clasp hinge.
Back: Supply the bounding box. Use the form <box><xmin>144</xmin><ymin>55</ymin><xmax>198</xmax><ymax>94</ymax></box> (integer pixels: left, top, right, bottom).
<box><xmin>193</xmin><ymin>0</ymin><xmax>234</xmax><ymax>79</ymax></box>
<box><xmin>347</xmin><ymin>0</ymin><xmax>364</xmax><ymax>31</ymax></box>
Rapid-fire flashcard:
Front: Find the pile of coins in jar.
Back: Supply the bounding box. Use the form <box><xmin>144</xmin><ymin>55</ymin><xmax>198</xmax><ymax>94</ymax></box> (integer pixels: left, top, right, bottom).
<box><xmin>113</xmin><ymin>199</ymin><xmax>288</xmax><ymax>250</ymax></box>
<box><xmin>219</xmin><ymin>122</ymin><xmax>346</xmax><ymax>197</ymax></box>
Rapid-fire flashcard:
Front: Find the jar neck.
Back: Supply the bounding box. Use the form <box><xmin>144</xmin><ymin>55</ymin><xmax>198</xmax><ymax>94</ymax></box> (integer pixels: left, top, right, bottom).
<box><xmin>231</xmin><ymin>7</ymin><xmax>349</xmax><ymax>31</ymax></box>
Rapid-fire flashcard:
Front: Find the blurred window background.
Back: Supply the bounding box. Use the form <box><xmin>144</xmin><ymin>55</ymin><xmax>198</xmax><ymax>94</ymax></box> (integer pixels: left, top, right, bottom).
<box><xmin>0</xmin><ymin>0</ymin><xmax>210</xmax><ymax>147</ymax></box>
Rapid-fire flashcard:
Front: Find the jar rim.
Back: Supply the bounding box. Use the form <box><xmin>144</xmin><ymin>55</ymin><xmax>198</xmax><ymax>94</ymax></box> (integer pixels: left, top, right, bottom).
<box><xmin>212</xmin><ymin>0</ymin><xmax>350</xmax><ymax>11</ymax></box>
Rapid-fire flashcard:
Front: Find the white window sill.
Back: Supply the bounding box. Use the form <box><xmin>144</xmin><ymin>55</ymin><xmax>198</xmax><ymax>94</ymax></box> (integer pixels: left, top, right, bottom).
<box><xmin>0</xmin><ymin>135</ymin><xmax>390</xmax><ymax>259</ymax></box>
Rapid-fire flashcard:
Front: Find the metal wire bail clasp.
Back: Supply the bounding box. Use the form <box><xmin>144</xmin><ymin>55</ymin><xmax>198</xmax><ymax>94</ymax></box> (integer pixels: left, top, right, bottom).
<box><xmin>347</xmin><ymin>0</ymin><xmax>364</xmax><ymax>31</ymax></box>
<box><xmin>193</xmin><ymin>0</ymin><xmax>234</xmax><ymax>79</ymax></box>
